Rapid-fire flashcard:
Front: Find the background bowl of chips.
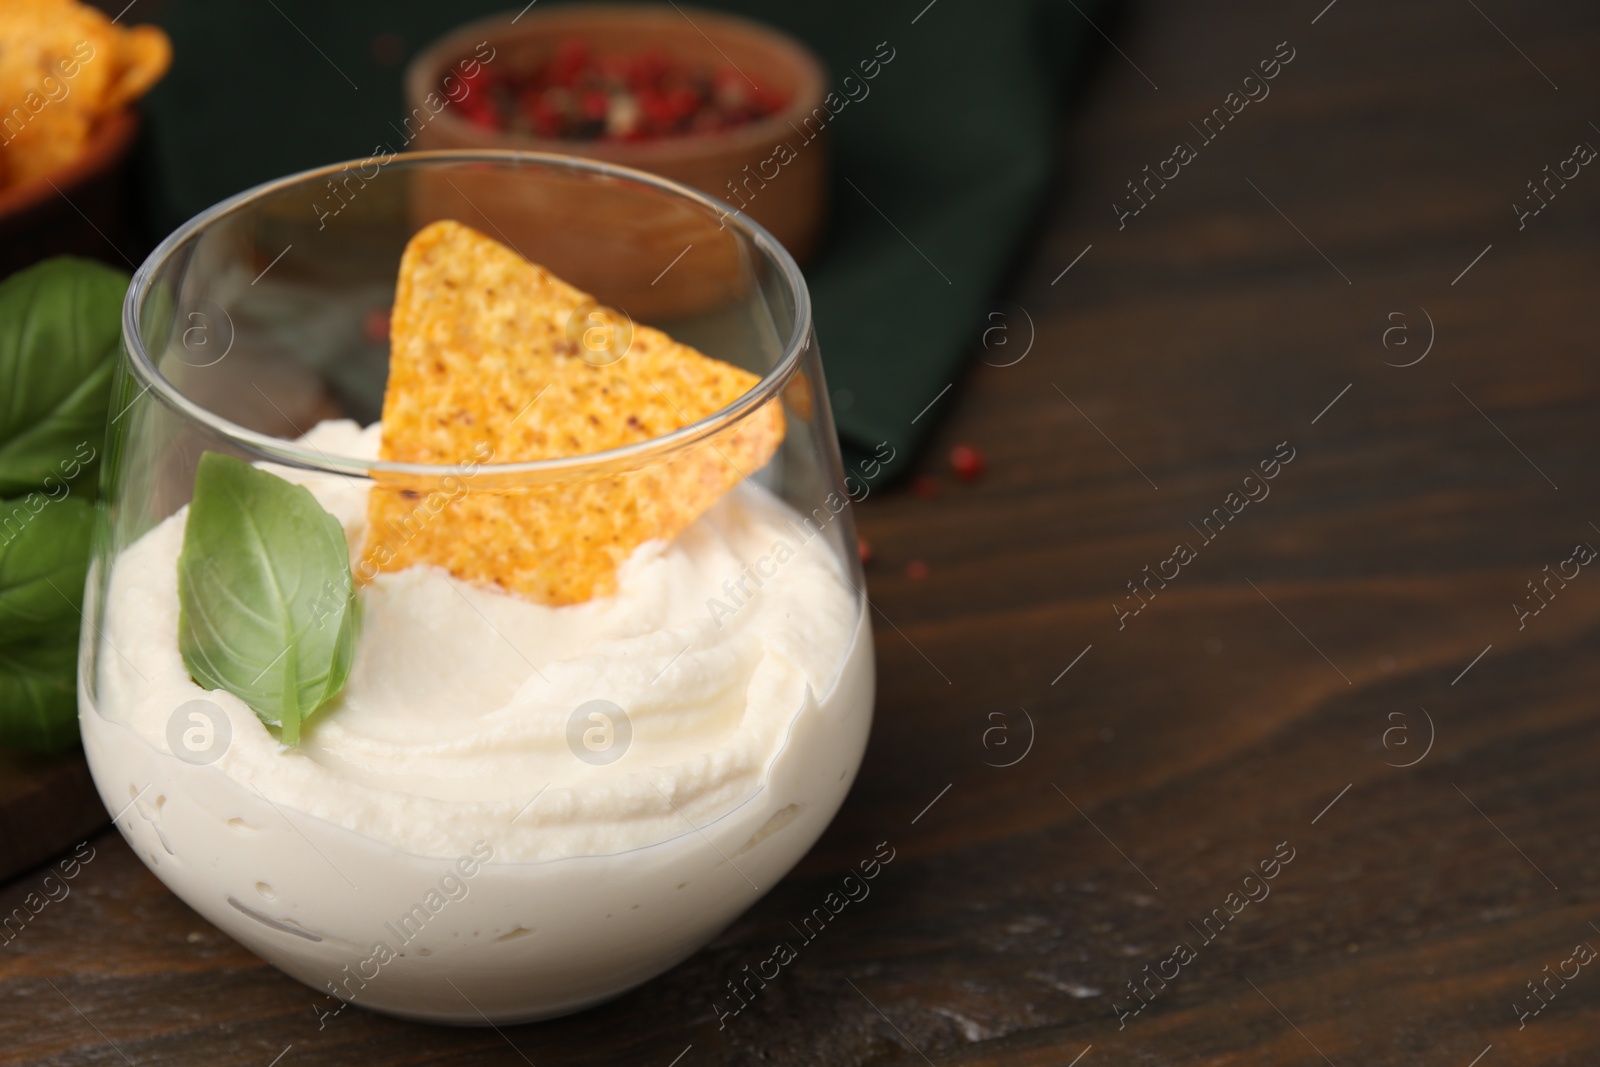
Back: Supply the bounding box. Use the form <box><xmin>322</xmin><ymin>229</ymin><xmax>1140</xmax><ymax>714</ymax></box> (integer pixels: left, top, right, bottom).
<box><xmin>404</xmin><ymin>3</ymin><xmax>829</xmax><ymax>265</ymax></box>
<box><xmin>0</xmin><ymin>0</ymin><xmax>171</xmax><ymax>274</ymax></box>
<box><xmin>0</xmin><ymin>107</ymin><xmax>140</xmax><ymax>277</ymax></box>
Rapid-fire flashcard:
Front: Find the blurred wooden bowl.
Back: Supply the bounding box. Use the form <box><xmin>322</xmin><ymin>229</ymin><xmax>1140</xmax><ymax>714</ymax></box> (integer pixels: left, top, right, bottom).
<box><xmin>0</xmin><ymin>108</ymin><xmax>141</xmax><ymax>278</ymax></box>
<box><xmin>405</xmin><ymin>155</ymin><xmax>753</xmax><ymax>322</ymax></box>
<box><xmin>404</xmin><ymin>4</ymin><xmax>829</xmax><ymax>265</ymax></box>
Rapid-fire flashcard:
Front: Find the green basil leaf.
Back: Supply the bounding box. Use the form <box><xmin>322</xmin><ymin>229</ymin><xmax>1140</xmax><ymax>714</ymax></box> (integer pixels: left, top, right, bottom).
<box><xmin>177</xmin><ymin>452</ymin><xmax>358</xmax><ymax>746</ymax></box>
<box><xmin>0</xmin><ymin>638</ymin><xmax>80</xmax><ymax>753</ymax></box>
<box><xmin>0</xmin><ymin>495</ymin><xmax>95</xmax><ymax>646</ymax></box>
<box><xmin>0</xmin><ymin>257</ymin><xmax>128</xmax><ymax>496</ymax></box>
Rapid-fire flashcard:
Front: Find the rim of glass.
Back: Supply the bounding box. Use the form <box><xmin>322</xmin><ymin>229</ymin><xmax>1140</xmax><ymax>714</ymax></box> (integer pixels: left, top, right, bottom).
<box><xmin>122</xmin><ymin>149</ymin><xmax>813</xmax><ymax>478</ymax></box>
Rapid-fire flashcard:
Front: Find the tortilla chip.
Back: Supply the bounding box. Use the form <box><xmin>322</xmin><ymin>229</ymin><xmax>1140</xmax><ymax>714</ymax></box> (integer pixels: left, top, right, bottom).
<box><xmin>365</xmin><ymin>220</ymin><xmax>785</xmax><ymax>605</ymax></box>
<box><xmin>0</xmin><ymin>1</ymin><xmax>170</xmax><ymax>188</ymax></box>
<box><xmin>105</xmin><ymin>25</ymin><xmax>172</xmax><ymax>109</ymax></box>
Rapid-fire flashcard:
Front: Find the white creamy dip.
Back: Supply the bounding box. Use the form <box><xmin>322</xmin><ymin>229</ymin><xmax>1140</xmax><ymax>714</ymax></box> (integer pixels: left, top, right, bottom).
<box><xmin>80</xmin><ymin>420</ymin><xmax>873</xmax><ymax>1022</ymax></box>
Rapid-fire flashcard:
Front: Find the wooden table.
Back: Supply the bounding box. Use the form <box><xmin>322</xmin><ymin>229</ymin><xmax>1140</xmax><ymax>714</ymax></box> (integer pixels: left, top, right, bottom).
<box><xmin>7</xmin><ymin>0</ymin><xmax>1600</xmax><ymax>1063</ymax></box>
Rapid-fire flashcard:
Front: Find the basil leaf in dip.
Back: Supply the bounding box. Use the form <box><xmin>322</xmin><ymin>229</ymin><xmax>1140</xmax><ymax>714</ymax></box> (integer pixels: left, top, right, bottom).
<box><xmin>177</xmin><ymin>452</ymin><xmax>358</xmax><ymax>746</ymax></box>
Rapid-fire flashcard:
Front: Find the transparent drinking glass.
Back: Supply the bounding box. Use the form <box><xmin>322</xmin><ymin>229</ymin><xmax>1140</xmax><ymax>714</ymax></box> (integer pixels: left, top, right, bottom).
<box><xmin>79</xmin><ymin>151</ymin><xmax>873</xmax><ymax>1023</ymax></box>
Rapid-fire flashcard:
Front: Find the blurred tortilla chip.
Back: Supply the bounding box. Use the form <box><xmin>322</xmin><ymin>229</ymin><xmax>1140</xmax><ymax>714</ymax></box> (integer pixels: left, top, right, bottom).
<box><xmin>105</xmin><ymin>25</ymin><xmax>171</xmax><ymax>109</ymax></box>
<box><xmin>366</xmin><ymin>220</ymin><xmax>785</xmax><ymax>605</ymax></box>
<box><xmin>0</xmin><ymin>0</ymin><xmax>170</xmax><ymax>188</ymax></box>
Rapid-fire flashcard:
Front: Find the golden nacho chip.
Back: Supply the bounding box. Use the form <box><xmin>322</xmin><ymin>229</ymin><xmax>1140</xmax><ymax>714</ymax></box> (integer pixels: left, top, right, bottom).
<box><xmin>104</xmin><ymin>25</ymin><xmax>171</xmax><ymax>109</ymax></box>
<box><xmin>0</xmin><ymin>0</ymin><xmax>171</xmax><ymax>188</ymax></box>
<box><xmin>365</xmin><ymin>220</ymin><xmax>785</xmax><ymax>605</ymax></box>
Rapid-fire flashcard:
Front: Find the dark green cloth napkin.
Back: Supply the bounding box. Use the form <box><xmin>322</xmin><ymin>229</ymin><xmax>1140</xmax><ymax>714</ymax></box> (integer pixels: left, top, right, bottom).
<box><xmin>133</xmin><ymin>0</ymin><xmax>1094</xmax><ymax>477</ymax></box>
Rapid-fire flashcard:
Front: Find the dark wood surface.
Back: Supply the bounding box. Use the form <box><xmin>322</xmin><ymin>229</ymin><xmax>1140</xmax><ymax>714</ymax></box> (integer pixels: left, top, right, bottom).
<box><xmin>0</xmin><ymin>752</ymin><xmax>105</xmax><ymax>887</ymax></box>
<box><xmin>7</xmin><ymin>0</ymin><xmax>1600</xmax><ymax>1063</ymax></box>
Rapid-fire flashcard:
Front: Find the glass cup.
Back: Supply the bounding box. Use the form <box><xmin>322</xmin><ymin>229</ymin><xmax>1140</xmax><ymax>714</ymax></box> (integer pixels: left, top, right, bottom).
<box><xmin>80</xmin><ymin>151</ymin><xmax>873</xmax><ymax>1023</ymax></box>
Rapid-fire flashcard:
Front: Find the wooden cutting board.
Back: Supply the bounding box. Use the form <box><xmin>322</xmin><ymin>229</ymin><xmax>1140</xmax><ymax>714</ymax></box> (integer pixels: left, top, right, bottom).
<box><xmin>0</xmin><ymin>746</ymin><xmax>108</xmax><ymax>882</ymax></box>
